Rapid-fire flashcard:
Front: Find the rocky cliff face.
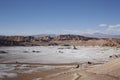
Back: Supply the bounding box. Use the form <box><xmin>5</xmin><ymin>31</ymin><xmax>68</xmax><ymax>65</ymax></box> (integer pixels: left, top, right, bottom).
<box><xmin>0</xmin><ymin>36</ymin><xmax>35</xmax><ymax>46</ymax></box>
<box><xmin>53</xmin><ymin>35</ymin><xmax>97</xmax><ymax>40</ymax></box>
<box><xmin>0</xmin><ymin>35</ymin><xmax>120</xmax><ymax>47</ymax></box>
<box><xmin>0</xmin><ymin>36</ymin><xmax>35</xmax><ymax>42</ymax></box>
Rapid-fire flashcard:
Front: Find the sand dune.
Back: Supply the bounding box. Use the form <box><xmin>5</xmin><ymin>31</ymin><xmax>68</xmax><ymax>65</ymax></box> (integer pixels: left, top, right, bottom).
<box><xmin>47</xmin><ymin>58</ymin><xmax>120</xmax><ymax>80</ymax></box>
<box><xmin>87</xmin><ymin>58</ymin><xmax>120</xmax><ymax>79</ymax></box>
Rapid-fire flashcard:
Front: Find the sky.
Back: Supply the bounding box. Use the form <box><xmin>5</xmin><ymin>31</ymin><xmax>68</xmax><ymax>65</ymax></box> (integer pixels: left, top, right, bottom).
<box><xmin>0</xmin><ymin>0</ymin><xmax>120</xmax><ymax>35</ymax></box>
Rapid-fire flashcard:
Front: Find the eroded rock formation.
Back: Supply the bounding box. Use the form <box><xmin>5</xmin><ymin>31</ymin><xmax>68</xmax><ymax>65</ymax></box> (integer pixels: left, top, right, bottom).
<box><xmin>0</xmin><ymin>35</ymin><xmax>120</xmax><ymax>47</ymax></box>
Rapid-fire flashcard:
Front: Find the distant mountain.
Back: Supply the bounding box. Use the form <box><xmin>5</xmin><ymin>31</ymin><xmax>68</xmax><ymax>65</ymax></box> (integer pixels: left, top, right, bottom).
<box><xmin>83</xmin><ymin>33</ymin><xmax>120</xmax><ymax>39</ymax></box>
<box><xmin>32</xmin><ymin>34</ymin><xmax>56</xmax><ymax>37</ymax></box>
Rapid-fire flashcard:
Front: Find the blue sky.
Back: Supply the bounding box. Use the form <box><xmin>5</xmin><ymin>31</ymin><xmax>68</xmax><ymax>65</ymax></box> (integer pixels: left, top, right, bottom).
<box><xmin>0</xmin><ymin>0</ymin><xmax>120</xmax><ymax>35</ymax></box>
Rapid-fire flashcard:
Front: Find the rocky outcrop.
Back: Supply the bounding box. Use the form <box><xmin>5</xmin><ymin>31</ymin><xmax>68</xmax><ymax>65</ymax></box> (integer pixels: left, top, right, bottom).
<box><xmin>0</xmin><ymin>36</ymin><xmax>35</xmax><ymax>42</ymax></box>
<box><xmin>0</xmin><ymin>36</ymin><xmax>35</xmax><ymax>46</ymax></box>
<box><xmin>0</xmin><ymin>39</ymin><xmax>21</xmax><ymax>46</ymax></box>
<box><xmin>53</xmin><ymin>34</ymin><xmax>97</xmax><ymax>41</ymax></box>
<box><xmin>0</xmin><ymin>35</ymin><xmax>120</xmax><ymax>47</ymax></box>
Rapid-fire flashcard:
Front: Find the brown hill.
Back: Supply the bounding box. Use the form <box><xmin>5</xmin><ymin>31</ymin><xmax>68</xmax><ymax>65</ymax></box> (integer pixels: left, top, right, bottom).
<box><xmin>0</xmin><ymin>34</ymin><xmax>120</xmax><ymax>47</ymax></box>
<box><xmin>53</xmin><ymin>34</ymin><xmax>97</xmax><ymax>40</ymax></box>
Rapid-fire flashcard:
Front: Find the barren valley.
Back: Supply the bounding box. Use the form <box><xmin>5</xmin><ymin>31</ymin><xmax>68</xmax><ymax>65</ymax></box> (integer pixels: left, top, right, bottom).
<box><xmin>0</xmin><ymin>35</ymin><xmax>120</xmax><ymax>80</ymax></box>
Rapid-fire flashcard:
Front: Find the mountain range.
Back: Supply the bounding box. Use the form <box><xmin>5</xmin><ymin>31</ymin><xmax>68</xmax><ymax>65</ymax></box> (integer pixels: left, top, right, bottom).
<box><xmin>31</xmin><ymin>33</ymin><xmax>120</xmax><ymax>39</ymax></box>
<box><xmin>83</xmin><ymin>33</ymin><xmax>120</xmax><ymax>39</ymax></box>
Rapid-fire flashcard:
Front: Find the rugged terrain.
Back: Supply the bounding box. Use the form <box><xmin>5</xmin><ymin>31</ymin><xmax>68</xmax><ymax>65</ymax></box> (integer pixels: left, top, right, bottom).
<box><xmin>0</xmin><ymin>46</ymin><xmax>120</xmax><ymax>80</ymax></box>
<box><xmin>0</xmin><ymin>34</ymin><xmax>120</xmax><ymax>47</ymax></box>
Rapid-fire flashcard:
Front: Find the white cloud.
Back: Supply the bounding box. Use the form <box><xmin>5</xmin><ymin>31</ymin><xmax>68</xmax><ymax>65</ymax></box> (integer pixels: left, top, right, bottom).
<box><xmin>99</xmin><ymin>24</ymin><xmax>120</xmax><ymax>34</ymax></box>
<box><xmin>108</xmin><ymin>24</ymin><xmax>120</xmax><ymax>29</ymax></box>
<box><xmin>99</xmin><ymin>24</ymin><xmax>120</xmax><ymax>30</ymax></box>
<box><xmin>99</xmin><ymin>24</ymin><xmax>107</xmax><ymax>27</ymax></box>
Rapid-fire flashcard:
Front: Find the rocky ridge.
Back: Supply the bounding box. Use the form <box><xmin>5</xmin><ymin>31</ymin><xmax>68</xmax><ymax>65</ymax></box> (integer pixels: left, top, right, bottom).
<box><xmin>0</xmin><ymin>34</ymin><xmax>120</xmax><ymax>47</ymax></box>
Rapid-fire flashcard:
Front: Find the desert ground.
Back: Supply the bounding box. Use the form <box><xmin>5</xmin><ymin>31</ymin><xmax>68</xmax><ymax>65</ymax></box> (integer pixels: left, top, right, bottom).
<box><xmin>0</xmin><ymin>46</ymin><xmax>120</xmax><ymax>80</ymax></box>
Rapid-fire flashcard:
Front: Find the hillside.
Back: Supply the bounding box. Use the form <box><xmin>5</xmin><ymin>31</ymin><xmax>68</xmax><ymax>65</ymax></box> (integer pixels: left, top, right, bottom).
<box><xmin>0</xmin><ymin>34</ymin><xmax>120</xmax><ymax>47</ymax></box>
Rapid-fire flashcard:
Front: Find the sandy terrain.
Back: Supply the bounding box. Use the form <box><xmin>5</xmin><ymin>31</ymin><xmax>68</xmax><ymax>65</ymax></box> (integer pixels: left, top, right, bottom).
<box><xmin>0</xmin><ymin>46</ymin><xmax>120</xmax><ymax>80</ymax></box>
<box><xmin>47</xmin><ymin>58</ymin><xmax>120</xmax><ymax>80</ymax></box>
